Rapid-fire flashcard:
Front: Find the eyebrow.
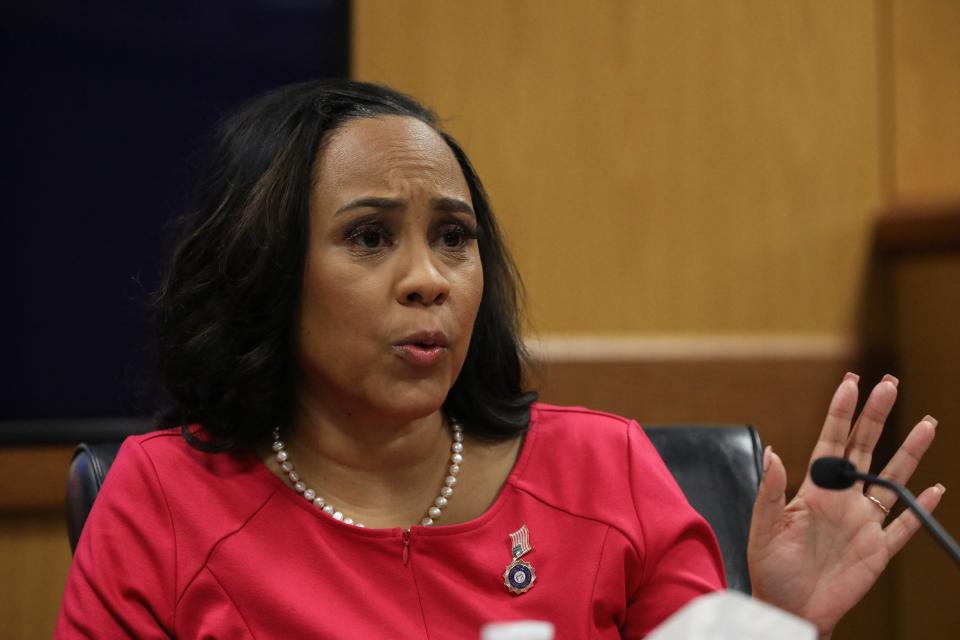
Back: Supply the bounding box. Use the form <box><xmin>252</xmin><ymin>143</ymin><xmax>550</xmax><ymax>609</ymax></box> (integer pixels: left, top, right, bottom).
<box><xmin>334</xmin><ymin>196</ymin><xmax>475</xmax><ymax>217</ymax></box>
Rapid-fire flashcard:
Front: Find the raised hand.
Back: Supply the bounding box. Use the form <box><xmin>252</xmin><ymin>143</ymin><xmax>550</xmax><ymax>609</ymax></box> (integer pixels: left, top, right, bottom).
<box><xmin>747</xmin><ymin>373</ymin><xmax>944</xmax><ymax>639</ymax></box>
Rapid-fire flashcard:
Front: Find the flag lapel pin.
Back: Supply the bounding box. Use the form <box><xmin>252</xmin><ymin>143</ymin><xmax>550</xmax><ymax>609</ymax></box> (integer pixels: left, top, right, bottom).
<box><xmin>503</xmin><ymin>524</ymin><xmax>536</xmax><ymax>595</ymax></box>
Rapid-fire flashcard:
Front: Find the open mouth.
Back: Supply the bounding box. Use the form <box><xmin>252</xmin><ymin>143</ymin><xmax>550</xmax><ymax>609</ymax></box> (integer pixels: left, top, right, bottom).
<box><xmin>394</xmin><ymin>331</ymin><xmax>449</xmax><ymax>366</ymax></box>
<box><xmin>396</xmin><ymin>330</ymin><xmax>449</xmax><ymax>349</ymax></box>
<box><xmin>394</xmin><ymin>343</ymin><xmax>447</xmax><ymax>366</ymax></box>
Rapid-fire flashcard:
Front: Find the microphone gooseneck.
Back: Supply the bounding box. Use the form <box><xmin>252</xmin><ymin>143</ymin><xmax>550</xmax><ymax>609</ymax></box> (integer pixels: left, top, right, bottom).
<box><xmin>811</xmin><ymin>457</ymin><xmax>960</xmax><ymax>568</ymax></box>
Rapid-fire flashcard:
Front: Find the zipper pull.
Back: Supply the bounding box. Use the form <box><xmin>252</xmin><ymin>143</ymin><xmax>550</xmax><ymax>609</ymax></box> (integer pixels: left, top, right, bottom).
<box><xmin>402</xmin><ymin>528</ymin><xmax>411</xmax><ymax>566</ymax></box>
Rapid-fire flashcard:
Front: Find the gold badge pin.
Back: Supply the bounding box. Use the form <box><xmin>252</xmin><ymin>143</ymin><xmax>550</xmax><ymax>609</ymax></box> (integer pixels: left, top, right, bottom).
<box><xmin>503</xmin><ymin>524</ymin><xmax>536</xmax><ymax>595</ymax></box>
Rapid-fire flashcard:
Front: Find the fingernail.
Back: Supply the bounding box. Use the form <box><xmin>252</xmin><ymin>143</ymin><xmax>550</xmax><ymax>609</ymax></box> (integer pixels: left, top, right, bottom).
<box><xmin>882</xmin><ymin>373</ymin><xmax>899</xmax><ymax>387</ymax></box>
<box><xmin>923</xmin><ymin>414</ymin><xmax>938</xmax><ymax>429</ymax></box>
<box><xmin>763</xmin><ymin>445</ymin><xmax>772</xmax><ymax>473</ymax></box>
<box><xmin>844</xmin><ymin>372</ymin><xmax>860</xmax><ymax>384</ymax></box>
<box><xmin>936</xmin><ymin>483</ymin><xmax>946</xmax><ymax>495</ymax></box>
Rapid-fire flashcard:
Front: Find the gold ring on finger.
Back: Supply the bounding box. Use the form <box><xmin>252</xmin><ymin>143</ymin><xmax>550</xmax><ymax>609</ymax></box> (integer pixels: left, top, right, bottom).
<box><xmin>865</xmin><ymin>494</ymin><xmax>891</xmax><ymax>516</ymax></box>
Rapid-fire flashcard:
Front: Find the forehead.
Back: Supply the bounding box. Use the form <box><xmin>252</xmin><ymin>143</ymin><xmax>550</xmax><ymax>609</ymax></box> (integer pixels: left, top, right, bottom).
<box><xmin>312</xmin><ymin>115</ymin><xmax>469</xmax><ymax>201</ymax></box>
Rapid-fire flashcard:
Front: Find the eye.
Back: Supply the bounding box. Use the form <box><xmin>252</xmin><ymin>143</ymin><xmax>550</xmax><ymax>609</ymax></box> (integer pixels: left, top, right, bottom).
<box><xmin>437</xmin><ymin>223</ymin><xmax>477</xmax><ymax>249</ymax></box>
<box><xmin>346</xmin><ymin>223</ymin><xmax>392</xmax><ymax>250</ymax></box>
<box><xmin>360</xmin><ymin>229</ymin><xmax>384</xmax><ymax>248</ymax></box>
<box><xmin>442</xmin><ymin>228</ymin><xmax>464</xmax><ymax>248</ymax></box>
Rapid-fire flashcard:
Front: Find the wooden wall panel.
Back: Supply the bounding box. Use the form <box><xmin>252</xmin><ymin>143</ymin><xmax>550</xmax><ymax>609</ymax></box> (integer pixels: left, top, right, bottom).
<box><xmin>532</xmin><ymin>341</ymin><xmax>858</xmax><ymax>489</ymax></box>
<box><xmin>351</xmin><ymin>4</ymin><xmax>940</xmax><ymax>638</ymax></box>
<box><xmin>0</xmin><ymin>446</ymin><xmax>75</xmax><ymax>638</ymax></box>
<box><xmin>890</xmin><ymin>256</ymin><xmax>960</xmax><ymax>639</ymax></box>
<box><xmin>891</xmin><ymin>0</ymin><xmax>960</xmax><ymax>201</ymax></box>
<box><xmin>0</xmin><ymin>513</ymin><xmax>71</xmax><ymax>639</ymax></box>
<box><xmin>353</xmin><ymin>1</ymin><xmax>882</xmax><ymax>336</ymax></box>
<box><xmin>885</xmin><ymin>0</ymin><xmax>960</xmax><ymax>629</ymax></box>
<box><xmin>0</xmin><ymin>446</ymin><xmax>74</xmax><ymax>509</ymax></box>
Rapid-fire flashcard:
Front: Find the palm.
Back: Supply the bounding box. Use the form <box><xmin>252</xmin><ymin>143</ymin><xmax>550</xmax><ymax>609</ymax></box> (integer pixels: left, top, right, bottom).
<box><xmin>751</xmin><ymin>484</ymin><xmax>888</xmax><ymax>629</ymax></box>
<box><xmin>747</xmin><ymin>375</ymin><xmax>942</xmax><ymax>637</ymax></box>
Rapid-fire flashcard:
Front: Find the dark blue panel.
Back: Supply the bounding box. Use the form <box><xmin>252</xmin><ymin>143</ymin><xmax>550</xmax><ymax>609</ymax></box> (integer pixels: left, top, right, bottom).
<box><xmin>0</xmin><ymin>1</ymin><xmax>350</xmax><ymax>422</ymax></box>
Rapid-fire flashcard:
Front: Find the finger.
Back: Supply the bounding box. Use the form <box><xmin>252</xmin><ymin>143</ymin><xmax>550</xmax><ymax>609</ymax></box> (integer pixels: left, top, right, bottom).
<box><xmin>845</xmin><ymin>375</ymin><xmax>899</xmax><ymax>474</ymax></box>
<box><xmin>884</xmin><ymin>484</ymin><xmax>946</xmax><ymax>557</ymax></box>
<box><xmin>807</xmin><ymin>373</ymin><xmax>860</xmax><ymax>468</ymax></box>
<box><xmin>868</xmin><ymin>416</ymin><xmax>937</xmax><ymax>508</ymax></box>
<box><xmin>750</xmin><ymin>447</ymin><xmax>787</xmax><ymax>549</ymax></box>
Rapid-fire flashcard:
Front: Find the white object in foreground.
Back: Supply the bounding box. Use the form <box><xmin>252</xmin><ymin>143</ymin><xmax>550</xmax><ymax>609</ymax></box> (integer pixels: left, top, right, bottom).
<box><xmin>647</xmin><ymin>591</ymin><xmax>815</xmax><ymax>640</ymax></box>
<box><xmin>480</xmin><ymin>620</ymin><xmax>555</xmax><ymax>640</ymax></box>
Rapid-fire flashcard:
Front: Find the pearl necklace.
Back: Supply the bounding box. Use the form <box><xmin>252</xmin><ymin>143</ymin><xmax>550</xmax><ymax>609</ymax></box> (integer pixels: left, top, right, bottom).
<box><xmin>271</xmin><ymin>422</ymin><xmax>464</xmax><ymax>528</ymax></box>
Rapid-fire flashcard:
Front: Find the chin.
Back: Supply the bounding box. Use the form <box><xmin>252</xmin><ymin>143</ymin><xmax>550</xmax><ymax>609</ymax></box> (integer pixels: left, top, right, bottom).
<box><xmin>371</xmin><ymin>382</ymin><xmax>450</xmax><ymax>423</ymax></box>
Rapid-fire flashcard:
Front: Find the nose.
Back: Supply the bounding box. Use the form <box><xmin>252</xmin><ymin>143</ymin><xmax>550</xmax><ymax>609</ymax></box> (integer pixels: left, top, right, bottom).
<box><xmin>396</xmin><ymin>240</ymin><xmax>450</xmax><ymax>306</ymax></box>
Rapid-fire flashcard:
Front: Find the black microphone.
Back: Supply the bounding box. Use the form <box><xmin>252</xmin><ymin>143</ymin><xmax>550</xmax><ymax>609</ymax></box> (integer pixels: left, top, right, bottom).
<box><xmin>811</xmin><ymin>456</ymin><xmax>960</xmax><ymax>567</ymax></box>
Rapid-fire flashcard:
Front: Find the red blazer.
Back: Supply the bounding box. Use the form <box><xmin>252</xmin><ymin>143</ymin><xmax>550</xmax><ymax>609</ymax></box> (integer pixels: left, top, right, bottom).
<box><xmin>56</xmin><ymin>404</ymin><xmax>724</xmax><ymax>638</ymax></box>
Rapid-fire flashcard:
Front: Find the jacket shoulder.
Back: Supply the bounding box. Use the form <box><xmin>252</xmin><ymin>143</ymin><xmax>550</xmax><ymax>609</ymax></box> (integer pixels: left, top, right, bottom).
<box><xmin>528</xmin><ymin>402</ymin><xmax>639</xmax><ymax>461</ymax></box>
<box><xmin>113</xmin><ymin>428</ymin><xmax>279</xmax><ymax>594</ymax></box>
<box><xmin>516</xmin><ymin>403</ymin><xmax>655</xmax><ymax>521</ymax></box>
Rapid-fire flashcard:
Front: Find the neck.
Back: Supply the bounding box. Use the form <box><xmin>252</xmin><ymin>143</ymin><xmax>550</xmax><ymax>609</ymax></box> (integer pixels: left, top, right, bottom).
<box><xmin>275</xmin><ymin>396</ymin><xmax>454</xmax><ymax>527</ymax></box>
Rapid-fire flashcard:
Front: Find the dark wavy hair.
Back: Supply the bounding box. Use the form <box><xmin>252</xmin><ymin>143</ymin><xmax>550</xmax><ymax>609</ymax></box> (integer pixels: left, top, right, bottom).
<box><xmin>152</xmin><ymin>79</ymin><xmax>537</xmax><ymax>449</ymax></box>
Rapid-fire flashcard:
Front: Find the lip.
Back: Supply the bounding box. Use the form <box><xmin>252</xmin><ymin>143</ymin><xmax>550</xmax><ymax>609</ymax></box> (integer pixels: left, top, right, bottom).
<box><xmin>393</xmin><ymin>330</ymin><xmax>450</xmax><ymax>367</ymax></box>
<box><xmin>394</xmin><ymin>330</ymin><xmax>450</xmax><ymax>349</ymax></box>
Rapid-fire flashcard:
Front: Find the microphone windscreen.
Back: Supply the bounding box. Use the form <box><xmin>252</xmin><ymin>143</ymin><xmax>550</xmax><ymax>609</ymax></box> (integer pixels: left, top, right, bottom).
<box><xmin>810</xmin><ymin>457</ymin><xmax>857</xmax><ymax>489</ymax></box>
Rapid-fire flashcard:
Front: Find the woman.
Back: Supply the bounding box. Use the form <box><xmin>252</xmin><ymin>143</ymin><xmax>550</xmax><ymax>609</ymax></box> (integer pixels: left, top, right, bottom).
<box><xmin>55</xmin><ymin>80</ymin><xmax>943</xmax><ymax>638</ymax></box>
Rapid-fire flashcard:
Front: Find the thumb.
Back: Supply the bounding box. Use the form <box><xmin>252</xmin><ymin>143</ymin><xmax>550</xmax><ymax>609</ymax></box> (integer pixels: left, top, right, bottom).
<box><xmin>750</xmin><ymin>446</ymin><xmax>788</xmax><ymax>548</ymax></box>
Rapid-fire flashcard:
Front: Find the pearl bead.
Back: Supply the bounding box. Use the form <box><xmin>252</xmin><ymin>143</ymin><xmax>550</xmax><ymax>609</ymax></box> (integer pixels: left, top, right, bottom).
<box><xmin>271</xmin><ymin>419</ymin><xmax>464</xmax><ymax>529</ymax></box>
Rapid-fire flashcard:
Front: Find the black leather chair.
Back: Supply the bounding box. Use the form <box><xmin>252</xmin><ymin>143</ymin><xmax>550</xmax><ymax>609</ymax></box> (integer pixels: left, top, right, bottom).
<box><xmin>66</xmin><ymin>441</ymin><xmax>123</xmax><ymax>553</ymax></box>
<box><xmin>66</xmin><ymin>425</ymin><xmax>762</xmax><ymax>593</ymax></box>
<box><xmin>644</xmin><ymin>425</ymin><xmax>762</xmax><ymax>594</ymax></box>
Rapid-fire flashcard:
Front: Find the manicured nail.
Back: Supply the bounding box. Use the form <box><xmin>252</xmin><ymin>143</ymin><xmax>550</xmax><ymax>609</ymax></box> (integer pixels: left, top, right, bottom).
<box><xmin>844</xmin><ymin>372</ymin><xmax>860</xmax><ymax>384</ymax></box>
<box><xmin>763</xmin><ymin>445</ymin><xmax>772</xmax><ymax>473</ymax></box>
<box><xmin>936</xmin><ymin>483</ymin><xmax>946</xmax><ymax>495</ymax></box>
<box><xmin>923</xmin><ymin>414</ymin><xmax>938</xmax><ymax>429</ymax></box>
<box><xmin>882</xmin><ymin>373</ymin><xmax>899</xmax><ymax>387</ymax></box>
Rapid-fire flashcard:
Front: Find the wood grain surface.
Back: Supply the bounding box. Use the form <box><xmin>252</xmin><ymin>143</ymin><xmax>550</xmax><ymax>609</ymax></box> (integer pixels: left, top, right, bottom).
<box><xmin>354</xmin><ymin>0</ymin><xmax>883</xmax><ymax>336</ymax></box>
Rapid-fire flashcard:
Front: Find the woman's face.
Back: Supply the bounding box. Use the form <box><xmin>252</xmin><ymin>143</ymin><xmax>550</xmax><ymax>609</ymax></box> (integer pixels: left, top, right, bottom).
<box><xmin>297</xmin><ymin>115</ymin><xmax>483</xmax><ymax>424</ymax></box>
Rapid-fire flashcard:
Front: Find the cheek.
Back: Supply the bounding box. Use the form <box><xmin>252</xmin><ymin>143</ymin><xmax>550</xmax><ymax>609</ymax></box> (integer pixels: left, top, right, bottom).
<box><xmin>471</xmin><ymin>249</ymin><xmax>484</xmax><ymax>300</ymax></box>
<box><xmin>454</xmin><ymin>258</ymin><xmax>484</xmax><ymax>337</ymax></box>
<box><xmin>466</xmin><ymin>266</ymin><xmax>484</xmax><ymax>319</ymax></box>
<box><xmin>298</xmin><ymin>259</ymin><xmax>384</xmax><ymax>359</ymax></box>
